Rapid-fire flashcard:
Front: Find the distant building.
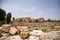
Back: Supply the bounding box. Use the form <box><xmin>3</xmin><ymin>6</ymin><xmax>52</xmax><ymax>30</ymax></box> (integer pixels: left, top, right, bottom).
<box><xmin>38</xmin><ymin>17</ymin><xmax>45</xmax><ymax>23</ymax></box>
<box><xmin>24</xmin><ymin>17</ymin><xmax>31</xmax><ymax>23</ymax></box>
<box><xmin>31</xmin><ymin>19</ymin><xmax>35</xmax><ymax>23</ymax></box>
<box><xmin>12</xmin><ymin>17</ymin><xmax>45</xmax><ymax>23</ymax></box>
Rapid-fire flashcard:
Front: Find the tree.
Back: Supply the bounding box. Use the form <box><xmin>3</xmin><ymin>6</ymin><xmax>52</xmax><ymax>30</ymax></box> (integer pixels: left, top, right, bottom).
<box><xmin>0</xmin><ymin>9</ymin><xmax>6</xmax><ymax>21</ymax></box>
<box><xmin>13</xmin><ymin>17</ymin><xmax>15</xmax><ymax>21</ymax></box>
<box><xmin>6</xmin><ymin>12</ymin><xmax>12</xmax><ymax>23</ymax></box>
<box><xmin>35</xmin><ymin>19</ymin><xmax>38</xmax><ymax>23</ymax></box>
<box><xmin>47</xmin><ymin>18</ymin><xmax>51</xmax><ymax>21</ymax></box>
<box><xmin>47</xmin><ymin>18</ymin><xmax>53</xmax><ymax>22</ymax></box>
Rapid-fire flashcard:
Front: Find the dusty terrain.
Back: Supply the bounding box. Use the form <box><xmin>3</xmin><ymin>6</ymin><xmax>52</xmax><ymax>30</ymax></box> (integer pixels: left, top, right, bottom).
<box><xmin>0</xmin><ymin>22</ymin><xmax>60</xmax><ymax>40</ymax></box>
<box><xmin>13</xmin><ymin>22</ymin><xmax>60</xmax><ymax>32</ymax></box>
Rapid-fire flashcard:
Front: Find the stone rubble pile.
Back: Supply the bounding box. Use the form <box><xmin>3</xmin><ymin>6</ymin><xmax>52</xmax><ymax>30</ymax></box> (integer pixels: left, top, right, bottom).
<box><xmin>19</xmin><ymin>26</ymin><xmax>29</xmax><ymax>39</ymax></box>
<box><xmin>1</xmin><ymin>24</ymin><xmax>11</xmax><ymax>32</ymax></box>
<box><xmin>0</xmin><ymin>24</ymin><xmax>60</xmax><ymax>40</ymax></box>
<box><xmin>4</xmin><ymin>35</ymin><xmax>22</xmax><ymax>40</ymax></box>
<box><xmin>9</xmin><ymin>27</ymin><xmax>18</xmax><ymax>35</ymax></box>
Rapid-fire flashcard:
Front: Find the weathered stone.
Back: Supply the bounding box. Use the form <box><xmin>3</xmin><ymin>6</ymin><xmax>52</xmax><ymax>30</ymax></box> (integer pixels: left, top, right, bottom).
<box><xmin>4</xmin><ymin>35</ymin><xmax>22</xmax><ymax>40</ymax></box>
<box><xmin>20</xmin><ymin>32</ymin><xmax>29</xmax><ymax>39</ymax></box>
<box><xmin>1</xmin><ymin>24</ymin><xmax>11</xmax><ymax>32</ymax></box>
<box><xmin>30</xmin><ymin>30</ymin><xmax>44</xmax><ymax>36</ymax></box>
<box><xmin>20</xmin><ymin>26</ymin><xmax>29</xmax><ymax>32</ymax></box>
<box><xmin>19</xmin><ymin>26</ymin><xmax>29</xmax><ymax>39</ymax></box>
<box><xmin>0</xmin><ymin>33</ymin><xmax>10</xmax><ymax>40</ymax></box>
<box><xmin>0</xmin><ymin>32</ymin><xmax>3</xmax><ymax>37</ymax></box>
<box><xmin>0</xmin><ymin>27</ymin><xmax>2</xmax><ymax>29</ymax></box>
<box><xmin>55</xmin><ymin>26</ymin><xmax>58</xmax><ymax>28</ymax></box>
<box><xmin>9</xmin><ymin>27</ymin><xmax>18</xmax><ymax>35</ymax></box>
<box><xmin>40</xmin><ymin>31</ymin><xmax>60</xmax><ymax>40</ymax></box>
<box><xmin>12</xmin><ymin>22</ymin><xmax>20</xmax><ymax>26</ymax></box>
<box><xmin>29</xmin><ymin>30</ymin><xmax>45</xmax><ymax>40</ymax></box>
<box><xmin>47</xmin><ymin>31</ymin><xmax>59</xmax><ymax>39</ymax></box>
<box><xmin>29</xmin><ymin>36</ymin><xmax>39</xmax><ymax>40</ymax></box>
<box><xmin>16</xmin><ymin>26</ymin><xmax>20</xmax><ymax>30</ymax></box>
<box><xmin>54</xmin><ymin>26</ymin><xmax>60</xmax><ymax>30</ymax></box>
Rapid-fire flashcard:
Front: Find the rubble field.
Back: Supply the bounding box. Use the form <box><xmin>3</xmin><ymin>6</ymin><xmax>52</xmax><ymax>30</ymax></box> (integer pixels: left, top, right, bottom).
<box><xmin>0</xmin><ymin>22</ymin><xmax>60</xmax><ymax>40</ymax></box>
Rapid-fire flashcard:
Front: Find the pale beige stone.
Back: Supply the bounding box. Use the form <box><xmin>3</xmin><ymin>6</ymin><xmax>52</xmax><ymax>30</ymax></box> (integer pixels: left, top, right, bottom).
<box><xmin>29</xmin><ymin>36</ymin><xmax>39</xmax><ymax>40</ymax></box>
<box><xmin>1</xmin><ymin>24</ymin><xmax>11</xmax><ymax>32</ymax></box>
<box><xmin>9</xmin><ymin>27</ymin><xmax>18</xmax><ymax>35</ymax></box>
<box><xmin>19</xmin><ymin>26</ymin><xmax>29</xmax><ymax>39</ymax></box>
<box><xmin>0</xmin><ymin>33</ymin><xmax>10</xmax><ymax>40</ymax></box>
<box><xmin>4</xmin><ymin>35</ymin><xmax>22</xmax><ymax>40</ymax></box>
<box><xmin>30</xmin><ymin>30</ymin><xmax>44</xmax><ymax>36</ymax></box>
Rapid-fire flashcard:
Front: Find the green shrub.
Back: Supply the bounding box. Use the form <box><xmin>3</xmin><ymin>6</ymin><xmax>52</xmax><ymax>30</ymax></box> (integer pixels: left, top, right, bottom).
<box><xmin>42</xmin><ymin>29</ymin><xmax>47</xmax><ymax>32</ymax></box>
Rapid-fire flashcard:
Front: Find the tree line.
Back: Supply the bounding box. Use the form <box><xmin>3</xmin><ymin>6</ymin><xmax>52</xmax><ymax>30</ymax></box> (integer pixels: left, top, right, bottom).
<box><xmin>0</xmin><ymin>9</ymin><xmax>12</xmax><ymax>24</ymax></box>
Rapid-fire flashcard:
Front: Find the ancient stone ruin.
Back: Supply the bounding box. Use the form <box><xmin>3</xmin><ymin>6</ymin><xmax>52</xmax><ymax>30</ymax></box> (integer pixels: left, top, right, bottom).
<box><xmin>0</xmin><ymin>24</ymin><xmax>60</xmax><ymax>40</ymax></box>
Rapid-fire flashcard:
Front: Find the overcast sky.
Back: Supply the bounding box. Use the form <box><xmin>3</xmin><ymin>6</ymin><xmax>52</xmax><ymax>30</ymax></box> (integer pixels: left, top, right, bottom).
<box><xmin>0</xmin><ymin>0</ymin><xmax>60</xmax><ymax>20</ymax></box>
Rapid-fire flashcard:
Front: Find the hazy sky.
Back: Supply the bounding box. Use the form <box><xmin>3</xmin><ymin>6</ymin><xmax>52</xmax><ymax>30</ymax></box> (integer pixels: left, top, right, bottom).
<box><xmin>0</xmin><ymin>0</ymin><xmax>60</xmax><ymax>20</ymax></box>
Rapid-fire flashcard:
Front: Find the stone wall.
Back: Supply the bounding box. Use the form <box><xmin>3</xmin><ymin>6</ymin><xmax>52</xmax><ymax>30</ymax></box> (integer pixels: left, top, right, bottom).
<box><xmin>14</xmin><ymin>17</ymin><xmax>45</xmax><ymax>23</ymax></box>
